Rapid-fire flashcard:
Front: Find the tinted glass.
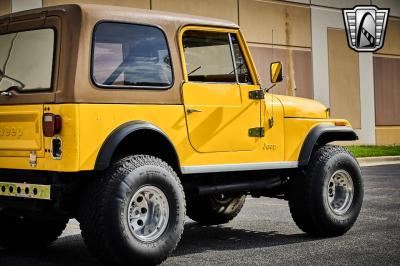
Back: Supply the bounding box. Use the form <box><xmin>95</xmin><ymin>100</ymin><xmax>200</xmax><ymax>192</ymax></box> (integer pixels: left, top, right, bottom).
<box><xmin>231</xmin><ymin>35</ymin><xmax>252</xmax><ymax>84</ymax></box>
<box><xmin>0</xmin><ymin>29</ymin><xmax>54</xmax><ymax>92</ymax></box>
<box><xmin>183</xmin><ymin>31</ymin><xmax>236</xmax><ymax>83</ymax></box>
<box><xmin>92</xmin><ymin>23</ymin><xmax>173</xmax><ymax>88</ymax></box>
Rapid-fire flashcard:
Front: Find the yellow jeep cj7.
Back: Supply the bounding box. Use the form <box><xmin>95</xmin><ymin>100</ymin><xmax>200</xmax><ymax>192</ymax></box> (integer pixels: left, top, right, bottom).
<box><xmin>0</xmin><ymin>4</ymin><xmax>363</xmax><ymax>265</ymax></box>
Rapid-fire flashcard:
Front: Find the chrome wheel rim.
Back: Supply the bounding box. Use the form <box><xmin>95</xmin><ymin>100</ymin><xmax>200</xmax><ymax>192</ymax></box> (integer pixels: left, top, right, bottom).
<box><xmin>128</xmin><ymin>185</ymin><xmax>169</xmax><ymax>242</ymax></box>
<box><xmin>327</xmin><ymin>170</ymin><xmax>354</xmax><ymax>215</ymax></box>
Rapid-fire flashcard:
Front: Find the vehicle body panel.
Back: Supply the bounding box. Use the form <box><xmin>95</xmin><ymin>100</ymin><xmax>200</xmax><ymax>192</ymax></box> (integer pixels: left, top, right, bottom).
<box><xmin>284</xmin><ymin>118</ymin><xmax>350</xmax><ymax>161</ymax></box>
<box><xmin>275</xmin><ymin>95</ymin><xmax>328</xmax><ymax>119</ymax></box>
<box><xmin>182</xmin><ymin>82</ymin><xmax>262</xmax><ymax>153</ymax></box>
<box><xmin>0</xmin><ymin>103</ymin><xmax>346</xmax><ymax>172</ymax></box>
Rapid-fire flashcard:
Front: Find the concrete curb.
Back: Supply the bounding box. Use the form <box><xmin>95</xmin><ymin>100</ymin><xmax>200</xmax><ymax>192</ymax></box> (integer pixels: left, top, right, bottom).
<box><xmin>357</xmin><ymin>156</ymin><xmax>400</xmax><ymax>167</ymax></box>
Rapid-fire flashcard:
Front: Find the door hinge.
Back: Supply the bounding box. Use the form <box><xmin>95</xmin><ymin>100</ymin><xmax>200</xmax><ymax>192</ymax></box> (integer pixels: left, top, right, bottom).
<box><xmin>248</xmin><ymin>127</ymin><xmax>265</xmax><ymax>137</ymax></box>
<box><xmin>248</xmin><ymin>90</ymin><xmax>264</xmax><ymax>100</ymax></box>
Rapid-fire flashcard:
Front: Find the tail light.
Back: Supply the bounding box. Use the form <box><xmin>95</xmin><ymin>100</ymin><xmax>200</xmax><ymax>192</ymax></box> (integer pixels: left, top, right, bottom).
<box><xmin>43</xmin><ymin>113</ymin><xmax>62</xmax><ymax>137</ymax></box>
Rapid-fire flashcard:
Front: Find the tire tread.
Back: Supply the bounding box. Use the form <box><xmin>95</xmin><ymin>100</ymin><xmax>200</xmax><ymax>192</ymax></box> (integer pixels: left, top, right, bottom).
<box><xmin>288</xmin><ymin>145</ymin><xmax>361</xmax><ymax>236</ymax></box>
<box><xmin>79</xmin><ymin>155</ymin><xmax>185</xmax><ymax>265</ymax></box>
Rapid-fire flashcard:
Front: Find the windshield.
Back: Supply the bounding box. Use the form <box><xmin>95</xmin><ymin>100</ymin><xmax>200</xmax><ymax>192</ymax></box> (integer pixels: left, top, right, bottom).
<box><xmin>0</xmin><ymin>28</ymin><xmax>54</xmax><ymax>92</ymax></box>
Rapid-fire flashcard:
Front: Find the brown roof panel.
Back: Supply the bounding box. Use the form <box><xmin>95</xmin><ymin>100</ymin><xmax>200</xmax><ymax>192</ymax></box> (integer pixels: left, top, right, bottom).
<box><xmin>77</xmin><ymin>3</ymin><xmax>239</xmax><ymax>29</ymax></box>
<box><xmin>1</xmin><ymin>4</ymin><xmax>239</xmax><ymax>30</ymax></box>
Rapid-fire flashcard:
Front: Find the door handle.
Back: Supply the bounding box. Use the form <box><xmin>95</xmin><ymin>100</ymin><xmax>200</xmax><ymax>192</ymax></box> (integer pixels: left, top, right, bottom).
<box><xmin>187</xmin><ymin>108</ymin><xmax>202</xmax><ymax>114</ymax></box>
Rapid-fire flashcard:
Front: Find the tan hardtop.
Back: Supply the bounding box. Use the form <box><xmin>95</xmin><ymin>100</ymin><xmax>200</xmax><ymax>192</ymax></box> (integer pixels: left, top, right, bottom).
<box><xmin>0</xmin><ymin>4</ymin><xmax>239</xmax><ymax>32</ymax></box>
<box><xmin>0</xmin><ymin>4</ymin><xmax>240</xmax><ymax>105</ymax></box>
<box><xmin>79</xmin><ymin>3</ymin><xmax>239</xmax><ymax>29</ymax></box>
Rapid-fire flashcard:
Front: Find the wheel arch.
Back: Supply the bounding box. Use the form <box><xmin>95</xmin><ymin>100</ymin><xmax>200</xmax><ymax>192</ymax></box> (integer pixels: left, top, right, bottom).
<box><xmin>298</xmin><ymin>125</ymin><xmax>358</xmax><ymax>167</ymax></box>
<box><xmin>94</xmin><ymin>121</ymin><xmax>181</xmax><ymax>173</ymax></box>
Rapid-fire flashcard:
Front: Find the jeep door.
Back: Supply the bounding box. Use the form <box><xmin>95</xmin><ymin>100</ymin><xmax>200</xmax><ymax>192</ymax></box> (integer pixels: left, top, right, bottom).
<box><xmin>180</xmin><ymin>27</ymin><xmax>261</xmax><ymax>153</ymax></box>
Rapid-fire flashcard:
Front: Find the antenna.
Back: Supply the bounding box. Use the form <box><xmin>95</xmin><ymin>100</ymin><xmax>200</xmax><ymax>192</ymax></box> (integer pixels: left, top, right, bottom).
<box><xmin>269</xmin><ymin>29</ymin><xmax>275</xmax><ymax>129</ymax></box>
<box><xmin>272</xmin><ymin>29</ymin><xmax>275</xmax><ymax>62</ymax></box>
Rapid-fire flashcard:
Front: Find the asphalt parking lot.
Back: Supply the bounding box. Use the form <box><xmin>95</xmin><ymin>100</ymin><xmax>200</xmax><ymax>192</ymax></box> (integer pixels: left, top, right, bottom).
<box><xmin>0</xmin><ymin>164</ymin><xmax>399</xmax><ymax>265</ymax></box>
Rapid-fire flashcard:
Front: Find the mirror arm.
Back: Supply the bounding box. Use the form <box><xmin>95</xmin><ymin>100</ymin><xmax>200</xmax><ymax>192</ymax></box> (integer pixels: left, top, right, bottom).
<box><xmin>249</xmin><ymin>82</ymin><xmax>277</xmax><ymax>100</ymax></box>
<box><xmin>263</xmin><ymin>83</ymin><xmax>276</xmax><ymax>94</ymax></box>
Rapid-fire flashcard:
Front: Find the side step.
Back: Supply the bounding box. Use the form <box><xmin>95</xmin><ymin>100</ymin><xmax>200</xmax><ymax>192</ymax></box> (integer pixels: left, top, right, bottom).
<box><xmin>196</xmin><ymin>177</ymin><xmax>282</xmax><ymax>196</ymax></box>
<box><xmin>0</xmin><ymin>182</ymin><xmax>51</xmax><ymax>200</ymax></box>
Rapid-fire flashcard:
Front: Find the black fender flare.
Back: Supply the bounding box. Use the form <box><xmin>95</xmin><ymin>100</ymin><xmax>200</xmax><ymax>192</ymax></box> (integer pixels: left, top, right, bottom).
<box><xmin>94</xmin><ymin>121</ymin><xmax>180</xmax><ymax>171</ymax></box>
<box><xmin>298</xmin><ymin>125</ymin><xmax>358</xmax><ymax>167</ymax></box>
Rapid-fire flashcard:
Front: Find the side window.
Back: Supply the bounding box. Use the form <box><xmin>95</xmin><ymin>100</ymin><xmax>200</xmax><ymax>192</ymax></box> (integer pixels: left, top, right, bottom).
<box><xmin>182</xmin><ymin>31</ymin><xmax>236</xmax><ymax>83</ymax></box>
<box><xmin>231</xmin><ymin>35</ymin><xmax>252</xmax><ymax>84</ymax></box>
<box><xmin>92</xmin><ymin>22</ymin><xmax>173</xmax><ymax>88</ymax></box>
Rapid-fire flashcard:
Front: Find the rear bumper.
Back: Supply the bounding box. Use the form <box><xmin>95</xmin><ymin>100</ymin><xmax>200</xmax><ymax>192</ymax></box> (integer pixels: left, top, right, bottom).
<box><xmin>0</xmin><ymin>169</ymin><xmax>84</xmax><ymax>215</ymax></box>
<box><xmin>0</xmin><ymin>182</ymin><xmax>51</xmax><ymax>200</ymax></box>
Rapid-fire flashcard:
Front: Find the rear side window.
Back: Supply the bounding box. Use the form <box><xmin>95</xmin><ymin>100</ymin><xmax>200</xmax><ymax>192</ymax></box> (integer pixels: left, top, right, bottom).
<box><xmin>92</xmin><ymin>22</ymin><xmax>173</xmax><ymax>89</ymax></box>
<box><xmin>0</xmin><ymin>28</ymin><xmax>54</xmax><ymax>92</ymax></box>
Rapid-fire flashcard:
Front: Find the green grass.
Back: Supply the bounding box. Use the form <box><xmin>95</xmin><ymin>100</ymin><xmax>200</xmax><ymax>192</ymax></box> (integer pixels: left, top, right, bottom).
<box><xmin>347</xmin><ymin>145</ymin><xmax>400</xmax><ymax>158</ymax></box>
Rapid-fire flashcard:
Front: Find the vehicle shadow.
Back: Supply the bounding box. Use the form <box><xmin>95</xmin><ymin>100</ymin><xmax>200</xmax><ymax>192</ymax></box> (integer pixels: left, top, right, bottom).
<box><xmin>173</xmin><ymin>222</ymin><xmax>316</xmax><ymax>257</ymax></box>
<box><xmin>0</xmin><ymin>234</ymin><xmax>99</xmax><ymax>266</ymax></box>
<box><xmin>0</xmin><ymin>222</ymin><xmax>317</xmax><ymax>265</ymax></box>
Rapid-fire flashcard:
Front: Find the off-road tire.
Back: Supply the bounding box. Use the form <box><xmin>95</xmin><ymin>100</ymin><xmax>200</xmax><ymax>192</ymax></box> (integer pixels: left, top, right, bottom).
<box><xmin>187</xmin><ymin>194</ymin><xmax>246</xmax><ymax>225</ymax></box>
<box><xmin>0</xmin><ymin>211</ymin><xmax>68</xmax><ymax>250</ymax></box>
<box><xmin>79</xmin><ymin>155</ymin><xmax>186</xmax><ymax>266</ymax></box>
<box><xmin>288</xmin><ymin>145</ymin><xmax>363</xmax><ymax>237</ymax></box>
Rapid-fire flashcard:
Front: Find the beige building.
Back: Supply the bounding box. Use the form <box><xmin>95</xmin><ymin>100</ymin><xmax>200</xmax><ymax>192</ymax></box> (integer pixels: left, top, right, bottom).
<box><xmin>1</xmin><ymin>0</ymin><xmax>399</xmax><ymax>145</ymax></box>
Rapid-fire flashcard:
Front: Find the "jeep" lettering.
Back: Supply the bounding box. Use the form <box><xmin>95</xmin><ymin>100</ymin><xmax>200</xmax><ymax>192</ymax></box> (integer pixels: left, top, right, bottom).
<box><xmin>0</xmin><ymin>126</ymin><xmax>24</xmax><ymax>137</ymax></box>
